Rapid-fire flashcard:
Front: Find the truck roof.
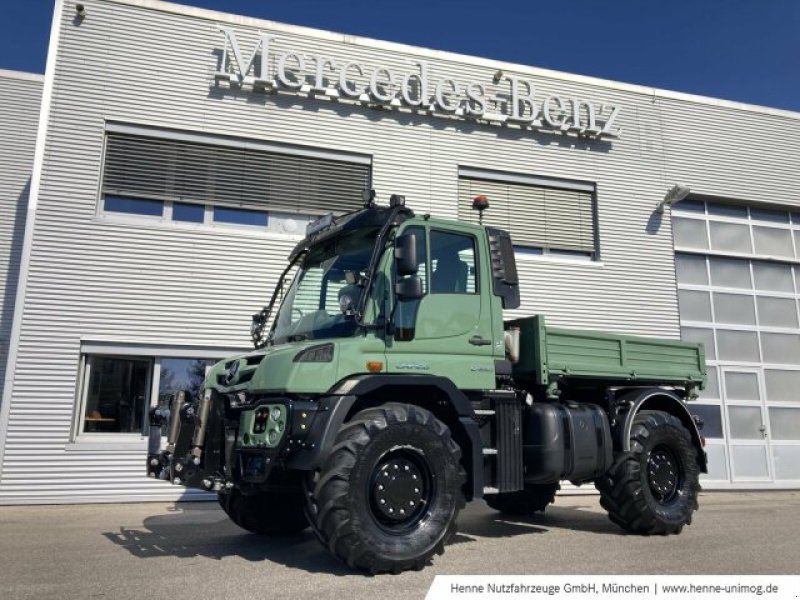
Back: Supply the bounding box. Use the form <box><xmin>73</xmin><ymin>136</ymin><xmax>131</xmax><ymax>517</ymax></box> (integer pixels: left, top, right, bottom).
<box><xmin>290</xmin><ymin>204</ymin><xmax>485</xmax><ymax>262</ymax></box>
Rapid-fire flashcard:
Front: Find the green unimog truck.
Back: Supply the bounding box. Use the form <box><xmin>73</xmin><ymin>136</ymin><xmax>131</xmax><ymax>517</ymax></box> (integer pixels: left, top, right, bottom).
<box><xmin>147</xmin><ymin>194</ymin><xmax>706</xmax><ymax>574</ymax></box>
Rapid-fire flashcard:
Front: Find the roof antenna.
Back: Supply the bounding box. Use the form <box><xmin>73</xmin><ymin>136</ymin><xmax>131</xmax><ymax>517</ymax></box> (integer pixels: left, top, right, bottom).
<box><xmin>472</xmin><ymin>195</ymin><xmax>489</xmax><ymax>225</ymax></box>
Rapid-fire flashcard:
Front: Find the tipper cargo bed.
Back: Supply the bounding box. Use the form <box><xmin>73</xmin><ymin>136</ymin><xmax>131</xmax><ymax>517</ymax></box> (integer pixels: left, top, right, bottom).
<box><xmin>509</xmin><ymin>315</ymin><xmax>706</xmax><ymax>389</ymax></box>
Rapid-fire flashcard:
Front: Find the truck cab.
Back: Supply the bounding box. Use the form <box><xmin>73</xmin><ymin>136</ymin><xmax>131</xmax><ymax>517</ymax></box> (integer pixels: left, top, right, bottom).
<box><xmin>147</xmin><ymin>194</ymin><xmax>706</xmax><ymax>574</ymax></box>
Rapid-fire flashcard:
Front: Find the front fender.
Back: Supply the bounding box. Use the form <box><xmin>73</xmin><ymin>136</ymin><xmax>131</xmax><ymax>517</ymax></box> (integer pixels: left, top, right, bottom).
<box><xmin>287</xmin><ymin>374</ymin><xmax>484</xmax><ymax>499</ymax></box>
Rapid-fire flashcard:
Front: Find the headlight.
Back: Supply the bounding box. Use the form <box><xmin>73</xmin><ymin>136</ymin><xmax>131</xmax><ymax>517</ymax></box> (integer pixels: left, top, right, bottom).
<box><xmin>293</xmin><ymin>343</ymin><xmax>334</xmax><ymax>363</ymax></box>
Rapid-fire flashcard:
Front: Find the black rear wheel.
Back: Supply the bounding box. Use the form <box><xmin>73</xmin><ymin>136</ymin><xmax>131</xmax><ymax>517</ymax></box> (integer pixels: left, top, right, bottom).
<box><xmin>596</xmin><ymin>410</ymin><xmax>700</xmax><ymax>535</ymax></box>
<box><xmin>305</xmin><ymin>403</ymin><xmax>466</xmax><ymax>573</ymax></box>
<box><xmin>485</xmin><ymin>483</ymin><xmax>560</xmax><ymax>515</ymax></box>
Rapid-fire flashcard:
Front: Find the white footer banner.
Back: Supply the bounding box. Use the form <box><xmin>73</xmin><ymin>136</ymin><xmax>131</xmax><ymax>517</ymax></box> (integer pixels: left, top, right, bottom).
<box><xmin>426</xmin><ymin>576</ymin><xmax>799</xmax><ymax>600</ymax></box>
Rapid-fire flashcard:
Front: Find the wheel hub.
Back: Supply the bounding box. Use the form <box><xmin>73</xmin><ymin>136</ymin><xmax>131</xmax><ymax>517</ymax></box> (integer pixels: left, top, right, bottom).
<box><xmin>372</xmin><ymin>457</ymin><xmax>426</xmax><ymax>521</ymax></box>
<box><xmin>647</xmin><ymin>445</ymin><xmax>681</xmax><ymax>504</ymax></box>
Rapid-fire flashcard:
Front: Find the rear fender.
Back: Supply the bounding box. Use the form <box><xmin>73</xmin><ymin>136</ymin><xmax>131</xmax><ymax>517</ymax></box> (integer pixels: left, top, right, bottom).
<box><xmin>619</xmin><ymin>388</ymin><xmax>707</xmax><ymax>472</ymax></box>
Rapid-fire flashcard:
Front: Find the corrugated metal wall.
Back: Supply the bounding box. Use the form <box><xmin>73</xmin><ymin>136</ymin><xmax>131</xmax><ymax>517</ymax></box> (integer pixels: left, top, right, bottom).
<box><xmin>0</xmin><ymin>72</ymin><xmax>41</xmax><ymax>409</ymax></box>
<box><xmin>1</xmin><ymin>0</ymin><xmax>799</xmax><ymax>502</ymax></box>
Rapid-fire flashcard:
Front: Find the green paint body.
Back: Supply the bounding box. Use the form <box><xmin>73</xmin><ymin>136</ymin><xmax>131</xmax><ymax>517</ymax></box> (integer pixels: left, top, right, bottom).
<box><xmin>203</xmin><ymin>214</ymin><xmax>705</xmax><ymax>440</ymax></box>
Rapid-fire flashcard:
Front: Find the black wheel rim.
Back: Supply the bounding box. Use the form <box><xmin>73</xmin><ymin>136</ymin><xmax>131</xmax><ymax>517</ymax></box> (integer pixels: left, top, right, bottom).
<box><xmin>368</xmin><ymin>448</ymin><xmax>434</xmax><ymax>534</ymax></box>
<box><xmin>647</xmin><ymin>444</ymin><xmax>684</xmax><ymax>505</ymax></box>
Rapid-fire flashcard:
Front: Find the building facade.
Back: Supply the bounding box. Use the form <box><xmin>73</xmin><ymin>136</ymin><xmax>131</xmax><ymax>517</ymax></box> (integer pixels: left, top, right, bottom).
<box><xmin>0</xmin><ymin>70</ymin><xmax>42</xmax><ymax>441</ymax></box>
<box><xmin>1</xmin><ymin>0</ymin><xmax>799</xmax><ymax>503</ymax></box>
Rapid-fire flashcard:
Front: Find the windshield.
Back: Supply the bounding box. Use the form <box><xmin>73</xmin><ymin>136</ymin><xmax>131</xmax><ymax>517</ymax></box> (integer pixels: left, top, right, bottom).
<box><xmin>270</xmin><ymin>228</ymin><xmax>378</xmax><ymax>345</ymax></box>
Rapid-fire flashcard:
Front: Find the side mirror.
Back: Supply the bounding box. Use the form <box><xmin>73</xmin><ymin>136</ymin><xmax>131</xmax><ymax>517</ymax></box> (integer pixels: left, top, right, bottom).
<box><xmin>338</xmin><ymin>285</ymin><xmax>358</xmax><ymax>316</ymax></box>
<box><xmin>395</xmin><ymin>275</ymin><xmax>423</xmax><ymax>301</ymax></box>
<box><xmin>395</xmin><ymin>233</ymin><xmax>418</xmax><ymax>276</ymax></box>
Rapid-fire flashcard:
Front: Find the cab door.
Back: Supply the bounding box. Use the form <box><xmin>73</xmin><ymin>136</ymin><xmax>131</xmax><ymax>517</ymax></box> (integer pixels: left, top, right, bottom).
<box><xmin>385</xmin><ymin>224</ymin><xmax>496</xmax><ymax>390</ymax></box>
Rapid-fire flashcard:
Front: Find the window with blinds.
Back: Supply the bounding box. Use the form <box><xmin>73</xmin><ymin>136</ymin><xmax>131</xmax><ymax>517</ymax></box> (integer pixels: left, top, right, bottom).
<box><xmin>457</xmin><ymin>171</ymin><xmax>597</xmax><ymax>257</ymax></box>
<box><xmin>101</xmin><ymin>132</ymin><xmax>371</xmax><ymax>217</ymax></box>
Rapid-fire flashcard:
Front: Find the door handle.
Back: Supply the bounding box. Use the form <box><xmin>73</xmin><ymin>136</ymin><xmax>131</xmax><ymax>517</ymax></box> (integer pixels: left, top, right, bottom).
<box><xmin>469</xmin><ymin>336</ymin><xmax>492</xmax><ymax>346</ymax></box>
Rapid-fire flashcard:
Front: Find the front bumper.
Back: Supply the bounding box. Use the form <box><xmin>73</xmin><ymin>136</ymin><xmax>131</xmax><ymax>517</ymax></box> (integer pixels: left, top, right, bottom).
<box><xmin>146</xmin><ymin>389</ymin><xmax>323</xmax><ymax>492</ymax></box>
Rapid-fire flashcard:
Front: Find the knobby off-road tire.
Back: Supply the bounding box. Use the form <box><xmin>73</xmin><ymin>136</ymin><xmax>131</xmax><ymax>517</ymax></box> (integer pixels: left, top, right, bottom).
<box><xmin>218</xmin><ymin>486</ymin><xmax>309</xmax><ymax>536</ymax></box>
<box><xmin>305</xmin><ymin>403</ymin><xmax>466</xmax><ymax>574</ymax></box>
<box><xmin>596</xmin><ymin>410</ymin><xmax>700</xmax><ymax>535</ymax></box>
<box><xmin>485</xmin><ymin>483</ymin><xmax>560</xmax><ymax>515</ymax></box>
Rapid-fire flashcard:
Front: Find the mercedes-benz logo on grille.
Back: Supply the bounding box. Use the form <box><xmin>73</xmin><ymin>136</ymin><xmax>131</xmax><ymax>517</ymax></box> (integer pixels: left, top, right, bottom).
<box><xmin>224</xmin><ymin>360</ymin><xmax>240</xmax><ymax>385</ymax></box>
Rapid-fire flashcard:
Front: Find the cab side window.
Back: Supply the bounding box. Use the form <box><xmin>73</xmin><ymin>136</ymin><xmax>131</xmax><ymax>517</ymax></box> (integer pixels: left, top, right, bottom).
<box><xmin>430</xmin><ymin>231</ymin><xmax>477</xmax><ymax>294</ymax></box>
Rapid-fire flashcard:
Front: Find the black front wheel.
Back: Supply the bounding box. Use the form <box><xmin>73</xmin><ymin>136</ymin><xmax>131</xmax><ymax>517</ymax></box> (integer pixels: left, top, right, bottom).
<box><xmin>306</xmin><ymin>403</ymin><xmax>466</xmax><ymax>573</ymax></box>
<box><xmin>596</xmin><ymin>410</ymin><xmax>701</xmax><ymax>535</ymax></box>
<box><xmin>218</xmin><ymin>485</ymin><xmax>309</xmax><ymax>536</ymax></box>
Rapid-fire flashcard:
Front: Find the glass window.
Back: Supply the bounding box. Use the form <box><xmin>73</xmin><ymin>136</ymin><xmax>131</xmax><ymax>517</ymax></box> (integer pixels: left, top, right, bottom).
<box><xmin>700</xmin><ymin>365</ymin><xmax>719</xmax><ymax>399</ymax></box>
<box><xmin>430</xmin><ymin>231</ymin><xmax>477</xmax><ymax>294</ymax></box>
<box><xmin>690</xmin><ymin>404</ymin><xmax>724</xmax><ymax>438</ymax></box>
<box><xmin>271</xmin><ymin>228</ymin><xmax>377</xmax><ymax>345</ymax></box>
<box><xmin>708</xmin><ymin>257</ymin><xmax>751</xmax><ymax>289</ymax></box>
<box><xmin>757</xmin><ymin>297</ymin><xmax>798</xmax><ymax>329</ymax></box>
<box><xmin>672</xmin><ymin>217</ymin><xmax>708</xmax><ymax>249</ymax></box>
<box><xmin>548</xmin><ymin>248</ymin><xmax>593</xmax><ymax>259</ymax></box>
<box><xmin>728</xmin><ymin>406</ymin><xmax>763</xmax><ymax>439</ymax></box>
<box><xmin>750</xmin><ymin>208</ymin><xmax>789</xmax><ymax>223</ymax></box>
<box><xmin>102</xmin><ymin>131</ymin><xmax>369</xmax><ymax>218</ymax></box>
<box><xmin>702</xmin><ymin>444</ymin><xmax>728</xmax><ymax>480</ymax></box>
<box><xmin>83</xmin><ymin>357</ymin><xmax>150</xmax><ymax>433</ymax></box>
<box><xmin>752</xmin><ymin>261</ymin><xmax>794</xmax><ymax>293</ymax></box>
<box><xmin>769</xmin><ymin>408</ymin><xmax>800</xmax><ymax>440</ymax></box>
<box><xmin>709</xmin><ymin>222</ymin><xmax>751</xmax><ymax>253</ymax></box>
<box><xmin>773</xmin><ymin>446</ymin><xmax>800</xmax><ymax>480</ymax></box>
<box><xmin>213</xmin><ymin>206</ymin><xmax>269</xmax><ymax>227</ymax></box>
<box><xmin>678</xmin><ymin>290</ymin><xmax>712</xmax><ymax>322</ymax></box>
<box><xmin>764</xmin><ymin>369</ymin><xmax>800</xmax><ymax>402</ymax></box>
<box><xmin>104</xmin><ymin>196</ymin><xmax>164</xmax><ymax>217</ymax></box>
<box><xmin>713</xmin><ymin>292</ymin><xmax>756</xmax><ymax>325</ymax></box>
<box><xmin>752</xmin><ymin>226</ymin><xmax>794</xmax><ymax>258</ymax></box>
<box><xmin>724</xmin><ymin>371</ymin><xmax>761</xmax><ymax>401</ymax></box>
<box><xmin>457</xmin><ymin>176</ymin><xmax>595</xmax><ymax>257</ymax></box>
<box><xmin>717</xmin><ymin>330</ymin><xmax>759</xmax><ymax>362</ymax></box>
<box><xmin>761</xmin><ymin>333</ymin><xmax>800</xmax><ymax>364</ymax></box>
<box><xmin>672</xmin><ymin>199</ymin><xmax>705</xmax><ymax>213</ymax></box>
<box><xmin>158</xmin><ymin>358</ymin><xmax>208</xmax><ymax>406</ymax></box>
<box><xmin>675</xmin><ymin>254</ymin><xmax>708</xmax><ymax>285</ymax></box>
<box><xmin>173</xmin><ymin>202</ymin><xmax>205</xmax><ymax>223</ymax></box>
<box><xmin>681</xmin><ymin>326</ymin><xmax>716</xmax><ymax>360</ymax></box>
<box><xmin>515</xmin><ymin>246</ymin><xmax>545</xmax><ymax>256</ymax></box>
<box><xmin>731</xmin><ymin>445</ymin><xmax>769</xmax><ymax>478</ymax></box>
<box><xmin>81</xmin><ymin>354</ymin><xmax>214</xmax><ymax>435</ymax></box>
<box><xmin>707</xmin><ymin>203</ymin><xmax>748</xmax><ymax>218</ymax></box>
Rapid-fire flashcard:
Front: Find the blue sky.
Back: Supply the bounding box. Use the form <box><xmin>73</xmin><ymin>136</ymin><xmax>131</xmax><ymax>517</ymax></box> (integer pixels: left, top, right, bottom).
<box><xmin>4</xmin><ymin>0</ymin><xmax>800</xmax><ymax>111</ymax></box>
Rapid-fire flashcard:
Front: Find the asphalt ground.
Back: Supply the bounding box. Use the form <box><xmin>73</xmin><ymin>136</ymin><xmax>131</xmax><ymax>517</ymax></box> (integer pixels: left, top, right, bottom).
<box><xmin>1</xmin><ymin>491</ymin><xmax>798</xmax><ymax>600</ymax></box>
